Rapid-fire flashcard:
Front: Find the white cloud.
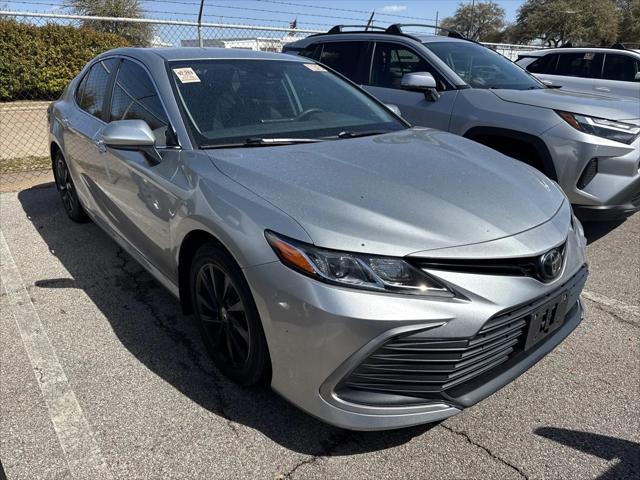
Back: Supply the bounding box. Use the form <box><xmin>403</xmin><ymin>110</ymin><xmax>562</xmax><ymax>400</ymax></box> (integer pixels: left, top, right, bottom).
<box><xmin>381</xmin><ymin>5</ymin><xmax>408</xmax><ymax>13</ymax></box>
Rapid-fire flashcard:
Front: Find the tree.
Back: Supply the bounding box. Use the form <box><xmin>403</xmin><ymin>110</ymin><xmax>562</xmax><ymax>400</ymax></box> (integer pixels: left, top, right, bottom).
<box><xmin>440</xmin><ymin>1</ymin><xmax>506</xmax><ymax>41</ymax></box>
<box><xmin>617</xmin><ymin>0</ymin><xmax>640</xmax><ymax>43</ymax></box>
<box><xmin>65</xmin><ymin>0</ymin><xmax>153</xmax><ymax>46</ymax></box>
<box><xmin>512</xmin><ymin>0</ymin><xmax>619</xmax><ymax>47</ymax></box>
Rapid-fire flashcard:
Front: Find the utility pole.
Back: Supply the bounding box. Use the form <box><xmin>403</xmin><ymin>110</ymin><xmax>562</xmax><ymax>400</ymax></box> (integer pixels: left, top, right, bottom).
<box><xmin>434</xmin><ymin>11</ymin><xmax>438</xmax><ymax>34</ymax></box>
<box><xmin>470</xmin><ymin>0</ymin><xmax>475</xmax><ymax>39</ymax></box>
<box><xmin>198</xmin><ymin>0</ymin><xmax>205</xmax><ymax>48</ymax></box>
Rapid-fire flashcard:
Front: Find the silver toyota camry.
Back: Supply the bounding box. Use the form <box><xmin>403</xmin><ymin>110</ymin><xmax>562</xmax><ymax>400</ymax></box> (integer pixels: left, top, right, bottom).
<box><xmin>48</xmin><ymin>48</ymin><xmax>588</xmax><ymax>430</ymax></box>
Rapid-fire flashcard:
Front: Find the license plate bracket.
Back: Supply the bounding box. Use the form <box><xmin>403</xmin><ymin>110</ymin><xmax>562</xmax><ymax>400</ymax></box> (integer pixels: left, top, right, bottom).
<box><xmin>524</xmin><ymin>292</ymin><xmax>570</xmax><ymax>351</ymax></box>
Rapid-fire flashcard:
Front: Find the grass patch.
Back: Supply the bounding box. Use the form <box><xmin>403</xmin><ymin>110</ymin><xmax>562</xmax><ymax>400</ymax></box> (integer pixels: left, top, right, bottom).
<box><xmin>0</xmin><ymin>155</ymin><xmax>50</xmax><ymax>173</ymax></box>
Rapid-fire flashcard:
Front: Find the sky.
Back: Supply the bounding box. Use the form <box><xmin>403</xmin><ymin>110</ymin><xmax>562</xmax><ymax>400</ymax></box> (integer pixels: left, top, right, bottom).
<box><xmin>4</xmin><ymin>0</ymin><xmax>526</xmax><ymax>31</ymax></box>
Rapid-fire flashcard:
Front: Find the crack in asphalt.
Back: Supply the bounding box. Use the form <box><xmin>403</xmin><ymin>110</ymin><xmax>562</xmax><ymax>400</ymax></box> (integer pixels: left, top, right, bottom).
<box><xmin>440</xmin><ymin>424</ymin><xmax>529</xmax><ymax>480</ymax></box>
<box><xmin>279</xmin><ymin>430</ymin><xmax>354</xmax><ymax>479</ymax></box>
<box><xmin>113</xmin><ymin>247</ymin><xmax>240</xmax><ymax>437</ymax></box>
<box><xmin>584</xmin><ymin>298</ymin><xmax>639</xmax><ymax>330</ymax></box>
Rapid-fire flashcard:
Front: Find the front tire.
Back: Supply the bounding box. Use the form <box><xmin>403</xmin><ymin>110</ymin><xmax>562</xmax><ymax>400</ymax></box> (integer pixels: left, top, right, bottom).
<box><xmin>190</xmin><ymin>243</ymin><xmax>270</xmax><ymax>386</ymax></box>
<box><xmin>53</xmin><ymin>151</ymin><xmax>89</xmax><ymax>223</ymax></box>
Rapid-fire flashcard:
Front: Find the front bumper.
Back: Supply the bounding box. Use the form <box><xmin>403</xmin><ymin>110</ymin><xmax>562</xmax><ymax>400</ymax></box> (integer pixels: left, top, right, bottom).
<box><xmin>541</xmin><ymin>122</ymin><xmax>640</xmax><ymax>219</ymax></box>
<box><xmin>243</xmin><ymin>225</ymin><xmax>587</xmax><ymax>430</ymax></box>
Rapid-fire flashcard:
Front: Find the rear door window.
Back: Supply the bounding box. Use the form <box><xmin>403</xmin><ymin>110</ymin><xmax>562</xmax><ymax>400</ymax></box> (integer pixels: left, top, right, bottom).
<box><xmin>555</xmin><ymin>52</ymin><xmax>604</xmax><ymax>78</ymax></box>
<box><xmin>76</xmin><ymin>59</ymin><xmax>118</xmax><ymax>119</ymax></box>
<box><xmin>298</xmin><ymin>44</ymin><xmax>322</xmax><ymax>61</ymax></box>
<box><xmin>318</xmin><ymin>42</ymin><xmax>369</xmax><ymax>84</ymax></box>
<box><xmin>602</xmin><ymin>54</ymin><xmax>640</xmax><ymax>82</ymax></box>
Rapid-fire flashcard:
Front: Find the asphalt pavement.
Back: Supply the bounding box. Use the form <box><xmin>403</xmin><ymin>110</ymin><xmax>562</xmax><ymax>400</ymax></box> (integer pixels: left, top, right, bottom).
<box><xmin>1</xmin><ymin>185</ymin><xmax>638</xmax><ymax>480</ymax></box>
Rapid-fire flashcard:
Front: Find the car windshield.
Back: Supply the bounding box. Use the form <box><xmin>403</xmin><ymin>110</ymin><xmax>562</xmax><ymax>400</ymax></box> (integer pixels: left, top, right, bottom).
<box><xmin>169</xmin><ymin>59</ymin><xmax>405</xmax><ymax>147</ymax></box>
<box><xmin>424</xmin><ymin>42</ymin><xmax>544</xmax><ymax>90</ymax></box>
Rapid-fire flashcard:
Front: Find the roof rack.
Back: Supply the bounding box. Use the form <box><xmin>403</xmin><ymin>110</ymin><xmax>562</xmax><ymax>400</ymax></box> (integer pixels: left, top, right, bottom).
<box><xmin>326</xmin><ymin>24</ymin><xmax>386</xmax><ymax>34</ymax></box>
<box><xmin>385</xmin><ymin>23</ymin><xmax>466</xmax><ymax>40</ymax></box>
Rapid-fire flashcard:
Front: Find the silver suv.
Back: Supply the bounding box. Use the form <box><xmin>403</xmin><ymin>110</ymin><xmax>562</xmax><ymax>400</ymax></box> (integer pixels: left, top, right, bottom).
<box><xmin>284</xmin><ymin>25</ymin><xmax>640</xmax><ymax>220</ymax></box>
<box><xmin>516</xmin><ymin>46</ymin><xmax>640</xmax><ymax>99</ymax></box>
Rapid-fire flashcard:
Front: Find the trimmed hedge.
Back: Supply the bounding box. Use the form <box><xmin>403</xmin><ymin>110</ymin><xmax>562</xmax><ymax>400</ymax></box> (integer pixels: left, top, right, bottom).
<box><xmin>0</xmin><ymin>19</ymin><xmax>130</xmax><ymax>101</ymax></box>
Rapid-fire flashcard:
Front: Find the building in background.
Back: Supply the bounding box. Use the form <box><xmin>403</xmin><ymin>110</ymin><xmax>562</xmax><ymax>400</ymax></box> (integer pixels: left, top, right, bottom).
<box><xmin>181</xmin><ymin>36</ymin><xmax>305</xmax><ymax>51</ymax></box>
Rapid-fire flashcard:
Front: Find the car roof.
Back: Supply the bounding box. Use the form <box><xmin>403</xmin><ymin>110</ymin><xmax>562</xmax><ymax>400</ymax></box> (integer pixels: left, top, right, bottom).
<box><xmin>99</xmin><ymin>47</ymin><xmax>308</xmax><ymax>62</ymax></box>
<box><xmin>288</xmin><ymin>32</ymin><xmax>470</xmax><ymax>46</ymax></box>
<box><xmin>522</xmin><ymin>47</ymin><xmax>640</xmax><ymax>57</ymax></box>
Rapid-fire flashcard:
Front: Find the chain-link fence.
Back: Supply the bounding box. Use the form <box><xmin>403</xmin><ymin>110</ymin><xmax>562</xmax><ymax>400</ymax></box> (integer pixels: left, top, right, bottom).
<box><xmin>0</xmin><ymin>11</ymin><xmax>322</xmax><ymax>190</ymax></box>
<box><xmin>0</xmin><ymin>11</ymin><xmax>541</xmax><ymax>191</ymax></box>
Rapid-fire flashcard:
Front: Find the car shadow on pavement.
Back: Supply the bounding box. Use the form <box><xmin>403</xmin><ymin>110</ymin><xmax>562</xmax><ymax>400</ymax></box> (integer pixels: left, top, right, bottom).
<box><xmin>582</xmin><ymin>220</ymin><xmax>626</xmax><ymax>244</ymax></box>
<box><xmin>535</xmin><ymin>427</ymin><xmax>640</xmax><ymax>479</ymax></box>
<box><xmin>18</xmin><ymin>186</ymin><xmax>432</xmax><ymax>456</ymax></box>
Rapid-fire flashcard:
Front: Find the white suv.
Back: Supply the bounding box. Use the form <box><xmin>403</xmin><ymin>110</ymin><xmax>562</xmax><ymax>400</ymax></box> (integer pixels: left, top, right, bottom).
<box><xmin>285</xmin><ymin>26</ymin><xmax>640</xmax><ymax>220</ymax></box>
<box><xmin>516</xmin><ymin>47</ymin><xmax>640</xmax><ymax>100</ymax></box>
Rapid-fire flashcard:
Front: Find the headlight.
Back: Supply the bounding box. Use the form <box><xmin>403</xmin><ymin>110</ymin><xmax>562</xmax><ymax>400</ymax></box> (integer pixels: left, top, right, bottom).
<box><xmin>265</xmin><ymin>231</ymin><xmax>452</xmax><ymax>296</ymax></box>
<box><xmin>556</xmin><ymin>111</ymin><xmax>640</xmax><ymax>144</ymax></box>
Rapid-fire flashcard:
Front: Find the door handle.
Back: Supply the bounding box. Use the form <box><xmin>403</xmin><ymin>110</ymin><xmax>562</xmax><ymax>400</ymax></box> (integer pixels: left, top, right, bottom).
<box><xmin>595</xmin><ymin>87</ymin><xmax>611</xmax><ymax>92</ymax></box>
<box><xmin>94</xmin><ymin>139</ymin><xmax>107</xmax><ymax>154</ymax></box>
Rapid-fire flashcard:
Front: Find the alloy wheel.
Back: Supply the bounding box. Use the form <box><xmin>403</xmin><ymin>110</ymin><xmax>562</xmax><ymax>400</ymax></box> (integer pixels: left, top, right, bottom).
<box><xmin>194</xmin><ymin>263</ymin><xmax>251</xmax><ymax>368</ymax></box>
<box><xmin>55</xmin><ymin>156</ymin><xmax>77</xmax><ymax>214</ymax></box>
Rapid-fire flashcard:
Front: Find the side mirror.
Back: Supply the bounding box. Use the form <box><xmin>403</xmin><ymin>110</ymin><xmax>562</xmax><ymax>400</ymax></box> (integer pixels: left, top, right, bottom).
<box><xmin>101</xmin><ymin>120</ymin><xmax>162</xmax><ymax>165</ymax></box>
<box><xmin>102</xmin><ymin>119</ymin><xmax>155</xmax><ymax>148</ymax></box>
<box><xmin>384</xmin><ymin>103</ymin><xmax>402</xmax><ymax>116</ymax></box>
<box><xmin>400</xmin><ymin>72</ymin><xmax>440</xmax><ymax>102</ymax></box>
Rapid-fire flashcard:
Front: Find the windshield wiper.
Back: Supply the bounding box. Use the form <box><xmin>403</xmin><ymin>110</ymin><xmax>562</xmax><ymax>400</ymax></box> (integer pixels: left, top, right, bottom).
<box><xmin>201</xmin><ymin>137</ymin><xmax>323</xmax><ymax>149</ymax></box>
<box><xmin>336</xmin><ymin>130</ymin><xmax>388</xmax><ymax>139</ymax></box>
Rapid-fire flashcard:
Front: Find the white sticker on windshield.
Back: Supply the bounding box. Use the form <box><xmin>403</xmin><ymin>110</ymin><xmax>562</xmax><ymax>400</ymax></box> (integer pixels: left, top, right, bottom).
<box><xmin>304</xmin><ymin>63</ymin><xmax>327</xmax><ymax>72</ymax></box>
<box><xmin>583</xmin><ymin>53</ymin><xmax>595</xmax><ymax>60</ymax></box>
<box><xmin>173</xmin><ymin>67</ymin><xmax>201</xmax><ymax>83</ymax></box>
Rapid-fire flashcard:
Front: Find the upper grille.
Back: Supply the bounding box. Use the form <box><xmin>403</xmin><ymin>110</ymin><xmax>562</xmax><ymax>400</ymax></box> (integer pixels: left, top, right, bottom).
<box><xmin>407</xmin><ymin>243</ymin><xmax>566</xmax><ymax>283</ymax></box>
<box><xmin>336</xmin><ymin>265</ymin><xmax>587</xmax><ymax>407</ymax></box>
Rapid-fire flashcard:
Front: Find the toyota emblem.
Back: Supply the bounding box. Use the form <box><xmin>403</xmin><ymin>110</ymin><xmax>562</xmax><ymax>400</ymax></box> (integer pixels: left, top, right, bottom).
<box><xmin>538</xmin><ymin>248</ymin><xmax>564</xmax><ymax>281</ymax></box>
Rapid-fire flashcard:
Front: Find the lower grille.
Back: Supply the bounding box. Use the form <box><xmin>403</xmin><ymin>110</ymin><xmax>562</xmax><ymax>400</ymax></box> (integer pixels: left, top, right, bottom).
<box><xmin>577</xmin><ymin>158</ymin><xmax>598</xmax><ymax>190</ymax></box>
<box><xmin>337</xmin><ymin>266</ymin><xmax>587</xmax><ymax>406</ymax></box>
<box><xmin>631</xmin><ymin>189</ymin><xmax>640</xmax><ymax>207</ymax></box>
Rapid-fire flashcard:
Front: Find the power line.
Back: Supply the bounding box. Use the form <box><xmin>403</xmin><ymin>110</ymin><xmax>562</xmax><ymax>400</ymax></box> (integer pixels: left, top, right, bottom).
<box><xmin>255</xmin><ymin>0</ymin><xmax>437</xmax><ymax>22</ymax></box>
<box><xmin>143</xmin><ymin>0</ymin><xmax>379</xmax><ymax>24</ymax></box>
<box><xmin>6</xmin><ymin>1</ymin><xmax>331</xmax><ymax>27</ymax></box>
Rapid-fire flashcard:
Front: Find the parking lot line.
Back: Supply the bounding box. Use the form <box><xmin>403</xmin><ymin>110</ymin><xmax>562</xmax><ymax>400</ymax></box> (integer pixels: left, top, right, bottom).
<box><xmin>582</xmin><ymin>290</ymin><xmax>640</xmax><ymax>317</ymax></box>
<box><xmin>0</xmin><ymin>230</ymin><xmax>113</xmax><ymax>479</ymax></box>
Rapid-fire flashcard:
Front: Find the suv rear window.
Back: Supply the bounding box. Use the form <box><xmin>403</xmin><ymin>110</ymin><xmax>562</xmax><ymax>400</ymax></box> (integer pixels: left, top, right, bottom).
<box><xmin>318</xmin><ymin>42</ymin><xmax>369</xmax><ymax>84</ymax></box>
<box><xmin>602</xmin><ymin>54</ymin><xmax>640</xmax><ymax>82</ymax></box>
<box><xmin>556</xmin><ymin>52</ymin><xmax>603</xmax><ymax>78</ymax></box>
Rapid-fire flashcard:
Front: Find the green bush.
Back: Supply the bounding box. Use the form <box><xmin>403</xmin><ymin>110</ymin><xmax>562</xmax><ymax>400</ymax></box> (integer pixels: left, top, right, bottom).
<box><xmin>0</xmin><ymin>19</ymin><xmax>130</xmax><ymax>101</ymax></box>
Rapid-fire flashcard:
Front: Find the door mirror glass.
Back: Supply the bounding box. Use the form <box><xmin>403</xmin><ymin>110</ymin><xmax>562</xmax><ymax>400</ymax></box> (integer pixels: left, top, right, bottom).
<box><xmin>102</xmin><ymin>120</ymin><xmax>156</xmax><ymax>148</ymax></box>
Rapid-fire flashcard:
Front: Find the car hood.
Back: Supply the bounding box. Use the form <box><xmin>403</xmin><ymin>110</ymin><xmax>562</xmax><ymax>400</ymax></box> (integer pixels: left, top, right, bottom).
<box><xmin>205</xmin><ymin>128</ymin><xmax>565</xmax><ymax>257</ymax></box>
<box><xmin>491</xmin><ymin>88</ymin><xmax>640</xmax><ymax>121</ymax></box>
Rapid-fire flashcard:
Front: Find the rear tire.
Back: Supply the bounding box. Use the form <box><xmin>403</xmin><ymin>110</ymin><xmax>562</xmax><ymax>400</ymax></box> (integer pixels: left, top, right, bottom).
<box><xmin>53</xmin><ymin>151</ymin><xmax>89</xmax><ymax>223</ymax></box>
<box><xmin>189</xmin><ymin>243</ymin><xmax>270</xmax><ymax>386</ymax></box>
